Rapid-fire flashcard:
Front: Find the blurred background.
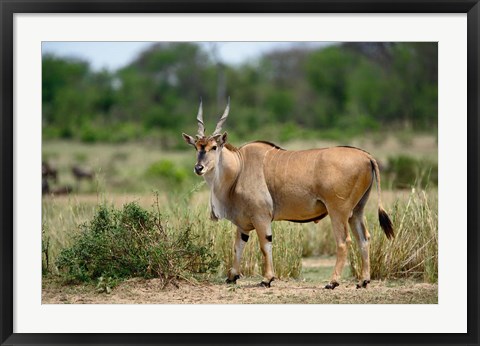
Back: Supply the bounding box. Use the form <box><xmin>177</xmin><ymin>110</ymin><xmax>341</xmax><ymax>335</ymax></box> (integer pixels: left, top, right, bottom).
<box><xmin>42</xmin><ymin>41</ymin><xmax>438</xmax><ymax>195</ymax></box>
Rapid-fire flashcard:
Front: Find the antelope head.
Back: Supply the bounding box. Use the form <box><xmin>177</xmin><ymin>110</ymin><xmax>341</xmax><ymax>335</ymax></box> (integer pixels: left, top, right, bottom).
<box><xmin>182</xmin><ymin>98</ymin><xmax>230</xmax><ymax>176</ymax></box>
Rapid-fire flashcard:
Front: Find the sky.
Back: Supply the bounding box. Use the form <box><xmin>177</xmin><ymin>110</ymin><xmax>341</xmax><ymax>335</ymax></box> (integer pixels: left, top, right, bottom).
<box><xmin>41</xmin><ymin>41</ymin><xmax>330</xmax><ymax>71</ymax></box>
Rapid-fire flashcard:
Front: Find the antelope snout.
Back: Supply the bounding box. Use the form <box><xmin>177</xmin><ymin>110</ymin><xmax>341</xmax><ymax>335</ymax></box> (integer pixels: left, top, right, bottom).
<box><xmin>194</xmin><ymin>164</ymin><xmax>205</xmax><ymax>175</ymax></box>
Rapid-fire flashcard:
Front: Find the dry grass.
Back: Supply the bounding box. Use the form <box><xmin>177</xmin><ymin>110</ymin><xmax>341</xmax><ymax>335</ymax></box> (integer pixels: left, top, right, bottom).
<box><xmin>42</xmin><ymin>134</ymin><xmax>437</xmax><ymax>194</ymax></box>
<box><xmin>284</xmin><ymin>133</ymin><xmax>437</xmax><ymax>162</ymax></box>
<box><xmin>43</xmin><ymin>188</ymin><xmax>437</xmax><ymax>285</ymax></box>
<box><xmin>349</xmin><ymin>189</ymin><xmax>438</xmax><ymax>282</ymax></box>
<box><xmin>41</xmin><ymin>135</ymin><xmax>438</xmax><ymax>305</ymax></box>
<box><xmin>157</xmin><ymin>202</ymin><xmax>304</xmax><ymax>279</ymax></box>
<box><xmin>42</xmin><ymin>135</ymin><xmax>437</xmax><ymax>287</ymax></box>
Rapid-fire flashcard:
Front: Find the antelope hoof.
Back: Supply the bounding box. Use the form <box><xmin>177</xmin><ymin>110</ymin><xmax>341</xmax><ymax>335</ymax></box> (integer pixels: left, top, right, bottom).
<box><xmin>356</xmin><ymin>280</ymin><xmax>370</xmax><ymax>289</ymax></box>
<box><xmin>226</xmin><ymin>274</ymin><xmax>240</xmax><ymax>285</ymax></box>
<box><xmin>324</xmin><ymin>281</ymin><xmax>339</xmax><ymax>290</ymax></box>
<box><xmin>260</xmin><ymin>277</ymin><xmax>274</xmax><ymax>288</ymax></box>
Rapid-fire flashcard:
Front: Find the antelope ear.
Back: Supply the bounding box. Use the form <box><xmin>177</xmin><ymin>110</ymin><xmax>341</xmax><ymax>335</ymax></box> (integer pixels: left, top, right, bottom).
<box><xmin>182</xmin><ymin>133</ymin><xmax>196</xmax><ymax>147</ymax></box>
<box><xmin>217</xmin><ymin>132</ymin><xmax>228</xmax><ymax>146</ymax></box>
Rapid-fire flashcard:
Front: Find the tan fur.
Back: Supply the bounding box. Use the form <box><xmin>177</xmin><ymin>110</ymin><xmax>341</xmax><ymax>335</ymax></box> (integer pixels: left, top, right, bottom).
<box><xmin>183</xmin><ymin>103</ymin><xmax>393</xmax><ymax>288</ymax></box>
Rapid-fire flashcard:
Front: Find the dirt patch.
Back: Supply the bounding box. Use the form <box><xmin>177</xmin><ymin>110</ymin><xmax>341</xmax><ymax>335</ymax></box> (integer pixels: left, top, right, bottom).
<box><xmin>43</xmin><ymin>257</ymin><xmax>437</xmax><ymax>304</ymax></box>
<box><xmin>43</xmin><ymin>277</ymin><xmax>437</xmax><ymax>304</ymax></box>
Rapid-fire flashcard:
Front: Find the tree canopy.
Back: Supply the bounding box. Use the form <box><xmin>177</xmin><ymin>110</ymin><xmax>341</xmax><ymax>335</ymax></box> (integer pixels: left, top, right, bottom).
<box><xmin>42</xmin><ymin>42</ymin><xmax>437</xmax><ymax>146</ymax></box>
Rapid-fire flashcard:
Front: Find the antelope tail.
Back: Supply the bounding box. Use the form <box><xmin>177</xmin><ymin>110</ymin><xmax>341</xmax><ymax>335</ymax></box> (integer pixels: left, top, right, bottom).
<box><xmin>371</xmin><ymin>159</ymin><xmax>395</xmax><ymax>239</ymax></box>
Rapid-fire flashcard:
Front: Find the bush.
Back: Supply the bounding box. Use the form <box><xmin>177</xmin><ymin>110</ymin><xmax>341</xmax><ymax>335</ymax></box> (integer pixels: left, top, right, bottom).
<box><xmin>386</xmin><ymin>155</ymin><xmax>438</xmax><ymax>189</ymax></box>
<box><xmin>145</xmin><ymin>159</ymin><xmax>189</xmax><ymax>185</ymax></box>
<box><xmin>79</xmin><ymin>124</ymin><xmax>112</xmax><ymax>143</ymax></box>
<box><xmin>56</xmin><ymin>202</ymin><xmax>220</xmax><ymax>288</ymax></box>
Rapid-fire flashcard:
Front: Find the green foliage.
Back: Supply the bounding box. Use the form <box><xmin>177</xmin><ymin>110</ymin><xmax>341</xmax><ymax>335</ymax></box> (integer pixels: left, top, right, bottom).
<box><xmin>146</xmin><ymin>159</ymin><xmax>189</xmax><ymax>185</ymax></box>
<box><xmin>79</xmin><ymin>124</ymin><xmax>111</xmax><ymax>143</ymax></box>
<box><xmin>307</xmin><ymin>47</ymin><xmax>357</xmax><ymax>124</ymax></box>
<box><xmin>266</xmin><ymin>90</ymin><xmax>294</xmax><ymax>122</ymax></box>
<box><xmin>56</xmin><ymin>202</ymin><xmax>220</xmax><ymax>287</ymax></box>
<box><xmin>78</xmin><ymin>122</ymin><xmax>144</xmax><ymax>143</ymax></box>
<box><xmin>45</xmin><ymin>187</ymin><xmax>437</xmax><ymax>286</ymax></box>
<box><xmin>42</xmin><ymin>42</ymin><xmax>438</xmax><ymax>145</ymax></box>
<box><xmin>386</xmin><ymin>155</ymin><xmax>438</xmax><ymax>189</ymax></box>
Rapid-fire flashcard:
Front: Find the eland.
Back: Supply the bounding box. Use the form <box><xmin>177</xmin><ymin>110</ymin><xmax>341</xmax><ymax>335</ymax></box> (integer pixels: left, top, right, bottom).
<box><xmin>182</xmin><ymin>99</ymin><xmax>394</xmax><ymax>289</ymax></box>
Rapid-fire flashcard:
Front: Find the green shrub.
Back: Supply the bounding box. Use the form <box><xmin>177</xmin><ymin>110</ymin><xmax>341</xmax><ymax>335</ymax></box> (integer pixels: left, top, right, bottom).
<box><xmin>109</xmin><ymin>122</ymin><xmax>144</xmax><ymax>143</ymax></box>
<box><xmin>79</xmin><ymin>125</ymin><xmax>98</xmax><ymax>143</ymax></box>
<box><xmin>43</xmin><ymin>127</ymin><xmax>62</xmax><ymax>140</ymax></box>
<box><xmin>56</xmin><ymin>202</ymin><xmax>220</xmax><ymax>288</ymax></box>
<box><xmin>79</xmin><ymin>124</ymin><xmax>113</xmax><ymax>143</ymax></box>
<box><xmin>145</xmin><ymin>159</ymin><xmax>189</xmax><ymax>184</ymax></box>
<box><xmin>279</xmin><ymin>123</ymin><xmax>302</xmax><ymax>142</ymax></box>
<box><xmin>59</xmin><ymin>126</ymin><xmax>74</xmax><ymax>139</ymax></box>
<box><xmin>386</xmin><ymin>155</ymin><xmax>437</xmax><ymax>189</ymax></box>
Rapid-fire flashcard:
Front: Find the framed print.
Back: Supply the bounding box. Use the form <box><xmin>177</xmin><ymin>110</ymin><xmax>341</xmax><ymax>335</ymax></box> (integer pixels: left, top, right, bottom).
<box><xmin>1</xmin><ymin>1</ymin><xmax>479</xmax><ymax>345</ymax></box>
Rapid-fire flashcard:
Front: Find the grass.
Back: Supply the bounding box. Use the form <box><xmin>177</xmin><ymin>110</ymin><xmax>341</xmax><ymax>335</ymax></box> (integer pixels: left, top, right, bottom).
<box><xmin>42</xmin><ymin>195</ymin><xmax>99</xmax><ymax>273</ymax></box>
<box><xmin>42</xmin><ymin>140</ymin><xmax>196</xmax><ymax>194</ymax></box>
<box><xmin>42</xmin><ymin>133</ymin><xmax>437</xmax><ymax>194</ymax></box>
<box><xmin>349</xmin><ymin>189</ymin><xmax>438</xmax><ymax>283</ymax></box>
<box><xmin>42</xmin><ymin>191</ymin><xmax>340</xmax><ymax>284</ymax></box>
<box><xmin>43</xmin><ymin>187</ymin><xmax>437</xmax><ymax>286</ymax></box>
<box><xmin>42</xmin><ymin>135</ymin><xmax>438</xmax><ymax>290</ymax></box>
<box><xmin>301</xmin><ymin>222</ymin><xmax>336</xmax><ymax>257</ymax></box>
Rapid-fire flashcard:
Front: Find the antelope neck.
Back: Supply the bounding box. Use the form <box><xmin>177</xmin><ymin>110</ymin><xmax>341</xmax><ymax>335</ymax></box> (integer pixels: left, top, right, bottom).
<box><xmin>204</xmin><ymin>146</ymin><xmax>240</xmax><ymax>191</ymax></box>
<box><xmin>218</xmin><ymin>146</ymin><xmax>241</xmax><ymax>187</ymax></box>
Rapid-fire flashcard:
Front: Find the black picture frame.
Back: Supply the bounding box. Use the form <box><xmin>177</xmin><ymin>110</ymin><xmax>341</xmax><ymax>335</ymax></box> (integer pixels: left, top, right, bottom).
<box><xmin>1</xmin><ymin>1</ymin><xmax>479</xmax><ymax>345</ymax></box>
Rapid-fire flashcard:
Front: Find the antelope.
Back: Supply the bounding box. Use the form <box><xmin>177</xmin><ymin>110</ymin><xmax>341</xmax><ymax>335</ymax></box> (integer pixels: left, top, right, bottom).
<box><xmin>42</xmin><ymin>161</ymin><xmax>58</xmax><ymax>182</ymax></box>
<box><xmin>42</xmin><ymin>178</ymin><xmax>50</xmax><ymax>195</ymax></box>
<box><xmin>72</xmin><ymin>165</ymin><xmax>95</xmax><ymax>181</ymax></box>
<box><xmin>182</xmin><ymin>99</ymin><xmax>394</xmax><ymax>289</ymax></box>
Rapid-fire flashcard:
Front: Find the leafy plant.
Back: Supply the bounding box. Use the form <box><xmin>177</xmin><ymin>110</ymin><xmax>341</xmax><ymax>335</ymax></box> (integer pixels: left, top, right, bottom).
<box><xmin>386</xmin><ymin>155</ymin><xmax>438</xmax><ymax>189</ymax></box>
<box><xmin>145</xmin><ymin>159</ymin><xmax>189</xmax><ymax>185</ymax></box>
<box><xmin>42</xmin><ymin>42</ymin><xmax>438</xmax><ymax>145</ymax></box>
<box><xmin>56</xmin><ymin>201</ymin><xmax>220</xmax><ymax>288</ymax></box>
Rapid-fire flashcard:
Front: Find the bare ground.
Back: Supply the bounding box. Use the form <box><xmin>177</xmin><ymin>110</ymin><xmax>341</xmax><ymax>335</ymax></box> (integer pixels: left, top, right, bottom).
<box><xmin>42</xmin><ymin>257</ymin><xmax>437</xmax><ymax>304</ymax></box>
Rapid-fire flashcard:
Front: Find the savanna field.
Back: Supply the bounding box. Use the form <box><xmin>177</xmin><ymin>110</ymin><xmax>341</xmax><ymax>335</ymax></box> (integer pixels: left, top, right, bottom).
<box><xmin>42</xmin><ymin>133</ymin><xmax>438</xmax><ymax>304</ymax></box>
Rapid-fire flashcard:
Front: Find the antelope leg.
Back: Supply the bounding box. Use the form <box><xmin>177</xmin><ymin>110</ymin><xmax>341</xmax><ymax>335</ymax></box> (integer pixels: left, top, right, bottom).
<box><xmin>226</xmin><ymin>227</ymin><xmax>249</xmax><ymax>284</ymax></box>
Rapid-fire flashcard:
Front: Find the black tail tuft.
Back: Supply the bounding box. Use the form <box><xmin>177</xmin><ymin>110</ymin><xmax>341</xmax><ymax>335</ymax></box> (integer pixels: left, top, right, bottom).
<box><xmin>378</xmin><ymin>208</ymin><xmax>394</xmax><ymax>239</ymax></box>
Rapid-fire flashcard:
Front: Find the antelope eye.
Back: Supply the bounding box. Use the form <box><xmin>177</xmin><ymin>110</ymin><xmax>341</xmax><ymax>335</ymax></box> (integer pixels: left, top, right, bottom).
<box><xmin>212</xmin><ymin>146</ymin><xmax>217</xmax><ymax>151</ymax></box>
